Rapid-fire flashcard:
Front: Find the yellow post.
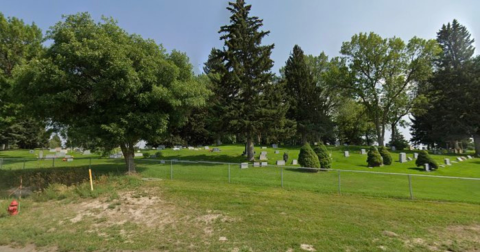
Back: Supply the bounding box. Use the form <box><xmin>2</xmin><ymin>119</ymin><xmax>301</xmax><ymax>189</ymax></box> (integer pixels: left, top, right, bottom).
<box><xmin>89</xmin><ymin>169</ymin><xmax>93</xmax><ymax>191</ymax></box>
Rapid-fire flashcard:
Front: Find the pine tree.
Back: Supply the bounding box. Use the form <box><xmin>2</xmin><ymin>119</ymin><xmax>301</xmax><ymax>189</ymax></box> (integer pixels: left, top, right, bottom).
<box><xmin>367</xmin><ymin>146</ymin><xmax>382</xmax><ymax>167</ymax></box>
<box><xmin>313</xmin><ymin>143</ymin><xmax>331</xmax><ymax>168</ymax></box>
<box><xmin>298</xmin><ymin>142</ymin><xmax>320</xmax><ymax>170</ymax></box>
<box><xmin>284</xmin><ymin>45</ymin><xmax>329</xmax><ymax>143</ymax></box>
<box><xmin>378</xmin><ymin>146</ymin><xmax>392</xmax><ymax>165</ymax></box>
<box><xmin>215</xmin><ymin>0</ymin><xmax>285</xmax><ymax>161</ymax></box>
<box><xmin>416</xmin><ymin>150</ymin><xmax>438</xmax><ymax>169</ymax></box>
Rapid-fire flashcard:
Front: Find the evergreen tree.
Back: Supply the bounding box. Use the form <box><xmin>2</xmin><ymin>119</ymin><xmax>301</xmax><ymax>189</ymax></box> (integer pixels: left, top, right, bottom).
<box><xmin>284</xmin><ymin>45</ymin><xmax>329</xmax><ymax>143</ymax></box>
<box><xmin>313</xmin><ymin>143</ymin><xmax>331</xmax><ymax>168</ymax></box>
<box><xmin>367</xmin><ymin>146</ymin><xmax>382</xmax><ymax>167</ymax></box>
<box><xmin>378</xmin><ymin>146</ymin><xmax>392</xmax><ymax>165</ymax></box>
<box><xmin>298</xmin><ymin>142</ymin><xmax>320</xmax><ymax>170</ymax></box>
<box><xmin>415</xmin><ymin>150</ymin><xmax>438</xmax><ymax>169</ymax></box>
<box><xmin>215</xmin><ymin>0</ymin><xmax>287</xmax><ymax>161</ymax></box>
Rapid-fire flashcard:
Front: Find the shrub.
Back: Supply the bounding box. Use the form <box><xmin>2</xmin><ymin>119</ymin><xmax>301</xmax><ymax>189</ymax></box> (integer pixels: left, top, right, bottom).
<box><xmin>367</xmin><ymin>146</ymin><xmax>383</xmax><ymax>167</ymax></box>
<box><xmin>378</xmin><ymin>146</ymin><xmax>392</xmax><ymax>165</ymax></box>
<box><xmin>313</xmin><ymin>143</ymin><xmax>331</xmax><ymax>168</ymax></box>
<box><xmin>415</xmin><ymin>151</ymin><xmax>438</xmax><ymax>169</ymax></box>
<box><xmin>155</xmin><ymin>151</ymin><xmax>162</xmax><ymax>158</ymax></box>
<box><xmin>298</xmin><ymin>143</ymin><xmax>320</xmax><ymax>171</ymax></box>
<box><xmin>143</xmin><ymin>153</ymin><xmax>151</xmax><ymax>158</ymax></box>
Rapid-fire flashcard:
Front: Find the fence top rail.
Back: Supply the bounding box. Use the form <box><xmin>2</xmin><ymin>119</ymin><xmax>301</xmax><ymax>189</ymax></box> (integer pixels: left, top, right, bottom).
<box><xmin>2</xmin><ymin>157</ymin><xmax>480</xmax><ymax>181</ymax></box>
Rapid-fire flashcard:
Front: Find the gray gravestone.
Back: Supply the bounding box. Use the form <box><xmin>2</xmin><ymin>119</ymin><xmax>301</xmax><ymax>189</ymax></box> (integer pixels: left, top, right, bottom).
<box><xmin>160</xmin><ymin>160</ymin><xmax>165</xmax><ymax>164</ymax></box>
<box><xmin>335</xmin><ymin>140</ymin><xmax>340</xmax><ymax>147</ymax></box>
<box><xmin>272</xmin><ymin>144</ymin><xmax>278</xmax><ymax>148</ymax></box>
<box><xmin>45</xmin><ymin>154</ymin><xmax>55</xmax><ymax>159</ymax></box>
<box><xmin>407</xmin><ymin>157</ymin><xmax>413</xmax><ymax>161</ymax></box>
<box><xmin>391</xmin><ymin>146</ymin><xmax>396</xmax><ymax>151</ymax></box>
<box><xmin>253</xmin><ymin>162</ymin><xmax>260</xmax><ymax>167</ymax></box>
<box><xmin>39</xmin><ymin>151</ymin><xmax>43</xmax><ymax>159</ymax></box>
<box><xmin>399</xmin><ymin>153</ymin><xmax>407</xmax><ymax>163</ymax></box>
<box><xmin>467</xmin><ymin>155</ymin><xmax>473</xmax><ymax>159</ymax></box>
<box><xmin>83</xmin><ymin>150</ymin><xmax>91</xmax><ymax>155</ymax></box>
<box><xmin>274</xmin><ymin>150</ymin><xmax>280</xmax><ymax>154</ymax></box>
<box><xmin>240</xmin><ymin>163</ymin><xmax>248</xmax><ymax>169</ymax></box>
<box><xmin>212</xmin><ymin>148</ymin><xmax>221</xmax><ymax>152</ymax></box>
<box><xmin>260</xmin><ymin>154</ymin><xmax>268</xmax><ymax>161</ymax></box>
<box><xmin>444</xmin><ymin>158</ymin><xmax>451</xmax><ymax>166</ymax></box>
<box><xmin>424</xmin><ymin>163</ymin><xmax>430</xmax><ymax>172</ymax></box>
<box><xmin>360</xmin><ymin>149</ymin><xmax>367</xmax><ymax>155</ymax></box>
<box><xmin>261</xmin><ymin>162</ymin><xmax>268</xmax><ymax>167</ymax></box>
<box><xmin>205</xmin><ymin>146</ymin><xmax>209</xmax><ymax>150</ymax></box>
<box><xmin>276</xmin><ymin>160</ymin><xmax>285</xmax><ymax>166</ymax></box>
<box><xmin>413</xmin><ymin>153</ymin><xmax>418</xmax><ymax>159</ymax></box>
<box><xmin>261</xmin><ymin>146</ymin><xmax>267</xmax><ymax>149</ymax></box>
<box><xmin>56</xmin><ymin>152</ymin><xmax>66</xmax><ymax>158</ymax></box>
<box><xmin>344</xmin><ymin>151</ymin><xmax>349</xmax><ymax>157</ymax></box>
<box><xmin>456</xmin><ymin>157</ymin><xmax>463</xmax><ymax>162</ymax></box>
<box><xmin>292</xmin><ymin>159</ymin><xmax>298</xmax><ymax>165</ymax></box>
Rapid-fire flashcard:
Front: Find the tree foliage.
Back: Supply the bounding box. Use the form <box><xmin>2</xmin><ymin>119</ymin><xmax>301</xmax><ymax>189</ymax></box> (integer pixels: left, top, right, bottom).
<box><xmin>298</xmin><ymin>142</ymin><xmax>320</xmax><ymax>170</ymax></box>
<box><xmin>313</xmin><ymin>143</ymin><xmax>331</xmax><ymax>168</ymax></box>
<box><xmin>415</xmin><ymin>150</ymin><xmax>438</xmax><ymax>169</ymax></box>
<box><xmin>378</xmin><ymin>146</ymin><xmax>392</xmax><ymax>165</ymax></box>
<box><xmin>16</xmin><ymin>13</ymin><xmax>209</xmax><ymax>172</ymax></box>
<box><xmin>366</xmin><ymin>146</ymin><xmax>383</xmax><ymax>167</ymax></box>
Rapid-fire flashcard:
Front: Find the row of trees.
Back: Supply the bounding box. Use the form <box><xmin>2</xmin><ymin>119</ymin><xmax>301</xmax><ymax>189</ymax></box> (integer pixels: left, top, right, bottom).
<box><xmin>2</xmin><ymin>0</ymin><xmax>480</xmax><ymax>172</ymax></box>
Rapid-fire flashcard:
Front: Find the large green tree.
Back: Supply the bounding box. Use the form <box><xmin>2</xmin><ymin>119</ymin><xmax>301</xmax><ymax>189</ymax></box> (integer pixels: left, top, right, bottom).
<box><xmin>215</xmin><ymin>0</ymin><xmax>288</xmax><ymax>161</ymax></box>
<box><xmin>340</xmin><ymin>32</ymin><xmax>439</xmax><ymax>146</ymax></box>
<box><xmin>0</xmin><ymin>12</ymin><xmax>44</xmax><ymax>149</ymax></box>
<box><xmin>16</xmin><ymin>13</ymin><xmax>209</xmax><ymax>172</ymax></box>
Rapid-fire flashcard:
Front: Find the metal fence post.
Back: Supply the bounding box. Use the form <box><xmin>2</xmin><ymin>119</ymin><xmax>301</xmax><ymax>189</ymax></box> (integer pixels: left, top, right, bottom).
<box><xmin>228</xmin><ymin>164</ymin><xmax>231</xmax><ymax>183</ymax></box>
<box><xmin>281</xmin><ymin>167</ymin><xmax>284</xmax><ymax>188</ymax></box>
<box><xmin>170</xmin><ymin>160</ymin><xmax>173</xmax><ymax>180</ymax></box>
<box><xmin>408</xmin><ymin>174</ymin><xmax>413</xmax><ymax>200</ymax></box>
<box><xmin>338</xmin><ymin>170</ymin><xmax>341</xmax><ymax>194</ymax></box>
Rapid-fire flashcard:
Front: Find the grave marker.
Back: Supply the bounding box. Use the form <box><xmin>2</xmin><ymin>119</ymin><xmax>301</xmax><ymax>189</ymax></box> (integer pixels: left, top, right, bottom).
<box><xmin>253</xmin><ymin>162</ymin><xmax>260</xmax><ymax>167</ymax></box>
<box><xmin>261</xmin><ymin>162</ymin><xmax>268</xmax><ymax>167</ymax></box>
<box><xmin>292</xmin><ymin>159</ymin><xmax>298</xmax><ymax>165</ymax></box>
<box><xmin>444</xmin><ymin>158</ymin><xmax>451</xmax><ymax>166</ymax></box>
<box><xmin>274</xmin><ymin>150</ymin><xmax>280</xmax><ymax>154</ymax></box>
<box><xmin>344</xmin><ymin>151</ymin><xmax>349</xmax><ymax>157</ymax></box>
<box><xmin>272</xmin><ymin>144</ymin><xmax>278</xmax><ymax>148</ymax></box>
<box><xmin>240</xmin><ymin>163</ymin><xmax>248</xmax><ymax>169</ymax></box>
<box><xmin>399</xmin><ymin>153</ymin><xmax>407</xmax><ymax>163</ymax></box>
<box><xmin>39</xmin><ymin>151</ymin><xmax>43</xmax><ymax>159</ymax></box>
<box><xmin>413</xmin><ymin>153</ymin><xmax>418</xmax><ymax>159</ymax></box>
<box><xmin>212</xmin><ymin>148</ymin><xmax>221</xmax><ymax>152</ymax></box>
<box><xmin>276</xmin><ymin>160</ymin><xmax>285</xmax><ymax>166</ymax></box>
<box><xmin>360</xmin><ymin>149</ymin><xmax>367</xmax><ymax>155</ymax></box>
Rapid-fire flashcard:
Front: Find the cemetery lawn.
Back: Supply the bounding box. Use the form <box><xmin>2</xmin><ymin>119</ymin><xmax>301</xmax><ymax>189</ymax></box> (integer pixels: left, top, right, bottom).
<box><xmin>0</xmin><ymin>178</ymin><xmax>480</xmax><ymax>252</ymax></box>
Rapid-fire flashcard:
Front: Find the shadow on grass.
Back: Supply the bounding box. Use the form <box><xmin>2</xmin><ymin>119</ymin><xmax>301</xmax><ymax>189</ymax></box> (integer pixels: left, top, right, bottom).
<box><xmin>285</xmin><ymin>168</ymin><xmax>329</xmax><ymax>173</ymax></box>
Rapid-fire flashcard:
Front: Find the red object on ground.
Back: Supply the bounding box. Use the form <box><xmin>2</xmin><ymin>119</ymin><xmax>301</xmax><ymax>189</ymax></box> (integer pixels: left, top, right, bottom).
<box><xmin>7</xmin><ymin>200</ymin><xmax>19</xmax><ymax>216</ymax></box>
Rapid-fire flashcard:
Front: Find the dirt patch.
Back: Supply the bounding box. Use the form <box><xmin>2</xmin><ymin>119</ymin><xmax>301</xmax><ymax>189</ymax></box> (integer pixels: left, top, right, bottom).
<box><xmin>0</xmin><ymin>244</ymin><xmax>56</xmax><ymax>252</ymax></box>
<box><xmin>300</xmin><ymin>244</ymin><xmax>316</xmax><ymax>251</ymax></box>
<box><xmin>69</xmin><ymin>190</ymin><xmax>176</xmax><ymax>229</ymax></box>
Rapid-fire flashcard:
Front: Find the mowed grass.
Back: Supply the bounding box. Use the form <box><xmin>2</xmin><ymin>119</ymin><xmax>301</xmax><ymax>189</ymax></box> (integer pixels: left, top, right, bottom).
<box><xmin>1</xmin><ymin>145</ymin><xmax>480</xmax><ymax>203</ymax></box>
<box><xmin>0</xmin><ymin>179</ymin><xmax>479</xmax><ymax>251</ymax></box>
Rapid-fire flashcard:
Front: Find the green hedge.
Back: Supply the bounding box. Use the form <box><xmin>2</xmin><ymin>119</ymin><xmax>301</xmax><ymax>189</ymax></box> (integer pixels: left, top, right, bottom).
<box><xmin>298</xmin><ymin>143</ymin><xmax>320</xmax><ymax>171</ymax></box>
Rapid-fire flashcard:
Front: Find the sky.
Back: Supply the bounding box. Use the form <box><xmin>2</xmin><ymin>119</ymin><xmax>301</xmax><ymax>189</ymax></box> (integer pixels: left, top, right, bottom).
<box><xmin>2</xmin><ymin>0</ymin><xmax>479</xmax><ymax>142</ymax></box>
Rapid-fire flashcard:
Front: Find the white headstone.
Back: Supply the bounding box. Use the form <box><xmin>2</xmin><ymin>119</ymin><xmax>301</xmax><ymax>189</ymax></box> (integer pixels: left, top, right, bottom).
<box><xmin>60</xmin><ymin>149</ymin><xmax>68</xmax><ymax>154</ymax></box>
<box><xmin>55</xmin><ymin>147</ymin><xmax>61</xmax><ymax>152</ymax></box>
<box><xmin>399</xmin><ymin>153</ymin><xmax>407</xmax><ymax>163</ymax></box>
<box><xmin>261</xmin><ymin>146</ymin><xmax>267</xmax><ymax>149</ymax></box>
<box><xmin>83</xmin><ymin>150</ymin><xmax>91</xmax><ymax>155</ymax></box>
<box><xmin>240</xmin><ymin>163</ymin><xmax>248</xmax><ymax>169</ymax></box>
<box><xmin>134</xmin><ymin>153</ymin><xmax>143</xmax><ymax>157</ymax></box>
<box><xmin>67</xmin><ymin>158</ymin><xmax>73</xmax><ymax>162</ymax></box>
<box><xmin>261</xmin><ymin>162</ymin><xmax>268</xmax><ymax>167</ymax></box>
<box><xmin>212</xmin><ymin>148</ymin><xmax>221</xmax><ymax>152</ymax></box>
<box><xmin>205</xmin><ymin>146</ymin><xmax>209</xmax><ymax>150</ymax></box>
<box><xmin>360</xmin><ymin>149</ymin><xmax>367</xmax><ymax>155</ymax></box>
<box><xmin>45</xmin><ymin>154</ymin><xmax>55</xmax><ymax>159</ymax></box>
<box><xmin>39</xmin><ymin>151</ymin><xmax>44</xmax><ymax>159</ymax></box>
<box><xmin>188</xmin><ymin>146</ymin><xmax>194</xmax><ymax>150</ymax></box>
<box><xmin>444</xmin><ymin>158</ymin><xmax>451</xmax><ymax>166</ymax></box>
<box><xmin>272</xmin><ymin>144</ymin><xmax>278</xmax><ymax>149</ymax></box>
<box><xmin>276</xmin><ymin>160</ymin><xmax>285</xmax><ymax>166</ymax></box>
<box><xmin>413</xmin><ymin>153</ymin><xmax>418</xmax><ymax>159</ymax></box>
<box><xmin>274</xmin><ymin>150</ymin><xmax>280</xmax><ymax>154</ymax></box>
<box><xmin>292</xmin><ymin>159</ymin><xmax>298</xmax><ymax>165</ymax></box>
<box><xmin>160</xmin><ymin>160</ymin><xmax>165</xmax><ymax>164</ymax></box>
<box><xmin>260</xmin><ymin>154</ymin><xmax>268</xmax><ymax>161</ymax></box>
<box><xmin>56</xmin><ymin>152</ymin><xmax>66</xmax><ymax>157</ymax></box>
<box><xmin>391</xmin><ymin>146</ymin><xmax>396</xmax><ymax>151</ymax></box>
<box><xmin>344</xmin><ymin>151</ymin><xmax>349</xmax><ymax>157</ymax></box>
<box><xmin>49</xmin><ymin>149</ymin><xmax>56</xmax><ymax>152</ymax></box>
<box><xmin>467</xmin><ymin>155</ymin><xmax>473</xmax><ymax>159</ymax></box>
<box><xmin>456</xmin><ymin>157</ymin><xmax>463</xmax><ymax>162</ymax></box>
<box><xmin>253</xmin><ymin>162</ymin><xmax>260</xmax><ymax>167</ymax></box>
<box><xmin>407</xmin><ymin>157</ymin><xmax>413</xmax><ymax>161</ymax></box>
<box><xmin>424</xmin><ymin>163</ymin><xmax>430</xmax><ymax>172</ymax></box>
<box><xmin>173</xmin><ymin>147</ymin><xmax>181</xmax><ymax>151</ymax></box>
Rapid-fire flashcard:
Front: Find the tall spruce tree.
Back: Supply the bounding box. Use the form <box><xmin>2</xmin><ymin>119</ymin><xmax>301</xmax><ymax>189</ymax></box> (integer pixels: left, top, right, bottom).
<box><xmin>216</xmin><ymin>0</ymin><xmax>285</xmax><ymax>161</ymax></box>
<box><xmin>284</xmin><ymin>45</ymin><xmax>330</xmax><ymax>143</ymax></box>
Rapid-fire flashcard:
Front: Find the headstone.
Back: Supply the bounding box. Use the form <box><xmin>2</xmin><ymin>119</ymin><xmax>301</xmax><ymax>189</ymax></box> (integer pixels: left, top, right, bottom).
<box><xmin>261</xmin><ymin>146</ymin><xmax>267</xmax><ymax>149</ymax></box>
<box><xmin>188</xmin><ymin>146</ymin><xmax>194</xmax><ymax>150</ymax></box>
<box><xmin>344</xmin><ymin>151</ymin><xmax>349</xmax><ymax>157</ymax></box>
<box><xmin>67</xmin><ymin>158</ymin><xmax>73</xmax><ymax>162</ymax></box>
<box><xmin>456</xmin><ymin>157</ymin><xmax>463</xmax><ymax>162</ymax></box>
<box><xmin>160</xmin><ymin>160</ymin><xmax>165</xmax><ymax>164</ymax></box>
<box><xmin>360</xmin><ymin>149</ymin><xmax>367</xmax><ymax>155</ymax></box>
<box><xmin>157</xmin><ymin>145</ymin><xmax>166</xmax><ymax>150</ymax></box>
<box><xmin>83</xmin><ymin>150</ymin><xmax>91</xmax><ymax>155</ymax></box>
<box><xmin>272</xmin><ymin>144</ymin><xmax>278</xmax><ymax>148</ymax></box>
<box><xmin>29</xmin><ymin>150</ymin><xmax>34</xmax><ymax>154</ymax></box>
<box><xmin>391</xmin><ymin>146</ymin><xmax>396</xmax><ymax>151</ymax></box>
<box><xmin>462</xmin><ymin>157</ymin><xmax>468</xmax><ymax>161</ymax></box>
<box><xmin>39</xmin><ymin>151</ymin><xmax>44</xmax><ymax>159</ymax></box>
<box><xmin>467</xmin><ymin>155</ymin><xmax>473</xmax><ymax>159</ymax></box>
<box><xmin>292</xmin><ymin>159</ymin><xmax>298</xmax><ymax>165</ymax></box>
<box><xmin>49</xmin><ymin>149</ymin><xmax>56</xmax><ymax>153</ymax></box>
<box><xmin>55</xmin><ymin>147</ymin><xmax>61</xmax><ymax>152</ymax></box>
<box><xmin>274</xmin><ymin>150</ymin><xmax>280</xmax><ymax>154</ymax></box>
<box><xmin>259</xmin><ymin>152</ymin><xmax>268</xmax><ymax>160</ymax></box>
<box><xmin>335</xmin><ymin>140</ymin><xmax>340</xmax><ymax>147</ymax></box>
<box><xmin>212</xmin><ymin>148</ymin><xmax>221</xmax><ymax>152</ymax></box>
<box><xmin>60</xmin><ymin>149</ymin><xmax>68</xmax><ymax>154</ymax></box>
<box><xmin>413</xmin><ymin>153</ymin><xmax>418</xmax><ymax>159</ymax></box>
<box><xmin>45</xmin><ymin>154</ymin><xmax>55</xmax><ymax>159</ymax></box>
<box><xmin>399</xmin><ymin>153</ymin><xmax>407</xmax><ymax>163</ymax></box>
<box><xmin>407</xmin><ymin>157</ymin><xmax>413</xmax><ymax>161</ymax></box>
<box><xmin>253</xmin><ymin>162</ymin><xmax>260</xmax><ymax>167</ymax></box>
<box><xmin>261</xmin><ymin>151</ymin><xmax>268</xmax><ymax>155</ymax></box>
<box><xmin>173</xmin><ymin>147</ymin><xmax>181</xmax><ymax>151</ymax></box>
<box><xmin>109</xmin><ymin>153</ymin><xmax>122</xmax><ymax>159</ymax></box>
<box><xmin>134</xmin><ymin>153</ymin><xmax>143</xmax><ymax>157</ymax></box>
<box><xmin>444</xmin><ymin>158</ymin><xmax>451</xmax><ymax>166</ymax></box>
<box><xmin>240</xmin><ymin>163</ymin><xmax>248</xmax><ymax>169</ymax></box>
<box><xmin>205</xmin><ymin>146</ymin><xmax>210</xmax><ymax>150</ymax></box>
<box><xmin>424</xmin><ymin>163</ymin><xmax>430</xmax><ymax>172</ymax></box>
<box><xmin>56</xmin><ymin>152</ymin><xmax>66</xmax><ymax>158</ymax></box>
<box><xmin>276</xmin><ymin>160</ymin><xmax>285</xmax><ymax>166</ymax></box>
<box><xmin>261</xmin><ymin>162</ymin><xmax>268</xmax><ymax>167</ymax></box>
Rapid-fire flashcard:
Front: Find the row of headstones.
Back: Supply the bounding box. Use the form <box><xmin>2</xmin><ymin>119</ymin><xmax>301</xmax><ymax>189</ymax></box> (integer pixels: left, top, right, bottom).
<box><xmin>241</xmin><ymin>159</ymin><xmax>298</xmax><ymax>169</ymax></box>
<box><xmin>259</xmin><ymin>150</ymin><xmax>283</xmax><ymax>160</ymax></box>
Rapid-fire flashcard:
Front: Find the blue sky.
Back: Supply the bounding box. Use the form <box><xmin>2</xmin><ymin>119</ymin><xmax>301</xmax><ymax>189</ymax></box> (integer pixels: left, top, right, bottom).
<box><xmin>2</xmin><ymin>0</ymin><xmax>479</xmax><ymax>141</ymax></box>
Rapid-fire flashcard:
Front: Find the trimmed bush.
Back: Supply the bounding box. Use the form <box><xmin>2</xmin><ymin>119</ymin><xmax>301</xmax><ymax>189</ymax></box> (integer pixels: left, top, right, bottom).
<box><xmin>155</xmin><ymin>151</ymin><xmax>162</xmax><ymax>158</ymax></box>
<box><xmin>298</xmin><ymin>143</ymin><xmax>321</xmax><ymax>171</ymax></box>
<box><xmin>143</xmin><ymin>153</ymin><xmax>151</xmax><ymax>158</ymax></box>
<box><xmin>366</xmin><ymin>146</ymin><xmax>383</xmax><ymax>167</ymax></box>
<box><xmin>313</xmin><ymin>143</ymin><xmax>331</xmax><ymax>168</ymax></box>
<box><xmin>378</xmin><ymin>146</ymin><xmax>392</xmax><ymax>165</ymax></box>
<box><xmin>415</xmin><ymin>151</ymin><xmax>438</xmax><ymax>169</ymax></box>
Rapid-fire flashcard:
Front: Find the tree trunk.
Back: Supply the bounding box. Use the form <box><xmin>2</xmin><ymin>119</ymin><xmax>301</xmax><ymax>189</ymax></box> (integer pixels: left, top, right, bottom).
<box><xmin>301</xmin><ymin>132</ymin><xmax>307</xmax><ymax>145</ymax></box>
<box><xmin>246</xmin><ymin>137</ymin><xmax>254</xmax><ymax>161</ymax></box>
<box><xmin>120</xmin><ymin>143</ymin><xmax>136</xmax><ymax>173</ymax></box>
<box><xmin>375</xmin><ymin>123</ymin><xmax>384</xmax><ymax>146</ymax></box>
<box><xmin>474</xmin><ymin>132</ymin><xmax>480</xmax><ymax>157</ymax></box>
<box><xmin>391</xmin><ymin>123</ymin><xmax>396</xmax><ymax>143</ymax></box>
<box><xmin>365</xmin><ymin>132</ymin><xmax>370</xmax><ymax>146</ymax></box>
